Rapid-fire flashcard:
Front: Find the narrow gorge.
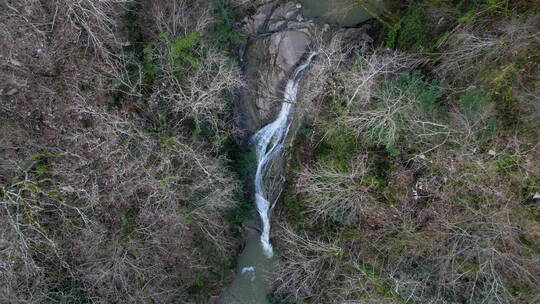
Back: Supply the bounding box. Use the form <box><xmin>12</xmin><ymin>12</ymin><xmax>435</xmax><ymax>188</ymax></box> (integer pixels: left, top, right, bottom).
<box><xmin>221</xmin><ymin>2</ymin><xmax>378</xmax><ymax>302</ymax></box>
<box><xmin>2</xmin><ymin>0</ymin><xmax>537</xmax><ymax>303</ymax></box>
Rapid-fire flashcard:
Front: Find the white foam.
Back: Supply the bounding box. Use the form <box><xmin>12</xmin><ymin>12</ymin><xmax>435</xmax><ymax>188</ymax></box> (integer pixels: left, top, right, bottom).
<box><xmin>251</xmin><ymin>52</ymin><xmax>318</xmax><ymax>258</ymax></box>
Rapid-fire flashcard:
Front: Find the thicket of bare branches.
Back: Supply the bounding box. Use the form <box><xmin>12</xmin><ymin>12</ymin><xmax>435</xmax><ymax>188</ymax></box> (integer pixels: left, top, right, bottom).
<box><xmin>1</xmin><ymin>0</ymin><xmax>244</xmax><ymax>303</ymax></box>
<box><xmin>295</xmin><ymin>155</ymin><xmax>375</xmax><ymax>224</ymax></box>
<box><xmin>340</xmin><ymin>50</ymin><xmax>422</xmax><ymax>107</ymax></box>
<box><xmin>273</xmin><ymin>223</ymin><xmax>344</xmax><ymax>302</ymax></box>
<box><xmin>435</xmin><ymin>13</ymin><xmax>540</xmax><ymax>84</ymax></box>
<box><xmin>272</xmin><ymin>8</ymin><xmax>540</xmax><ymax>302</ymax></box>
<box><xmin>277</xmin><ymin>144</ymin><xmax>540</xmax><ymax>303</ymax></box>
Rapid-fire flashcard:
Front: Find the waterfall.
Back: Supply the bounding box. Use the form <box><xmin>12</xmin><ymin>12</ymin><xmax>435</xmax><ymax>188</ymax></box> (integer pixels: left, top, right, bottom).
<box><xmin>251</xmin><ymin>52</ymin><xmax>318</xmax><ymax>258</ymax></box>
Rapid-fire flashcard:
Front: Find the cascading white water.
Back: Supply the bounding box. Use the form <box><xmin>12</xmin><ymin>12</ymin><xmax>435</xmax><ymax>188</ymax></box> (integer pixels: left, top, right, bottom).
<box><xmin>251</xmin><ymin>52</ymin><xmax>318</xmax><ymax>258</ymax></box>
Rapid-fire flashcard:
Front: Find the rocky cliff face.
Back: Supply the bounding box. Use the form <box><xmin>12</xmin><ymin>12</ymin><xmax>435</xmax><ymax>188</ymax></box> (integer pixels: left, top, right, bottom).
<box><xmin>237</xmin><ymin>2</ymin><xmax>313</xmax><ymax>133</ymax></box>
<box><xmin>236</xmin><ymin>1</ymin><xmax>375</xmax><ymax>139</ymax></box>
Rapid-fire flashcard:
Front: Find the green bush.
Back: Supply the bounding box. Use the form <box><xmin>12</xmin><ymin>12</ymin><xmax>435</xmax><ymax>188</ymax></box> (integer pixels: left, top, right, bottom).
<box><xmin>142</xmin><ymin>44</ymin><xmax>160</xmax><ymax>84</ymax></box>
<box><xmin>209</xmin><ymin>0</ymin><xmax>247</xmax><ymax>51</ymax></box>
<box><xmin>383</xmin><ymin>71</ymin><xmax>444</xmax><ymax>116</ymax></box>
<box><xmin>315</xmin><ymin>124</ymin><xmax>357</xmax><ymax>171</ymax></box>
<box><xmin>368</xmin><ymin>71</ymin><xmax>444</xmax><ymax>153</ymax></box>
<box><xmin>457</xmin><ymin>88</ymin><xmax>492</xmax><ymax>120</ymax></box>
<box><xmin>385</xmin><ymin>3</ymin><xmax>435</xmax><ymax>51</ymax></box>
<box><xmin>457</xmin><ymin>88</ymin><xmax>500</xmax><ymax>139</ymax></box>
<box><xmin>170</xmin><ymin>31</ymin><xmax>201</xmax><ymax>66</ymax></box>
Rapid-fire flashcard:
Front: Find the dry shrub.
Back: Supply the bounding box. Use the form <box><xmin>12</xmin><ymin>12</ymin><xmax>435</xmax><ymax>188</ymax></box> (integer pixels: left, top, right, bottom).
<box><xmin>341</xmin><ymin>50</ymin><xmax>422</xmax><ymax>108</ymax></box>
<box><xmin>144</xmin><ymin>0</ymin><xmax>245</xmax><ymax>140</ymax></box>
<box><xmin>435</xmin><ymin>15</ymin><xmax>540</xmax><ymax>84</ymax></box>
<box><xmin>1</xmin><ymin>0</ymin><xmax>244</xmax><ymax>302</ymax></box>
<box><xmin>339</xmin><ymin>65</ymin><xmax>452</xmax><ymax>154</ymax></box>
<box><xmin>274</xmin><ymin>44</ymin><xmax>539</xmax><ymax>303</ymax></box>
<box><xmin>147</xmin><ymin>0</ymin><xmax>213</xmax><ymax>37</ymax></box>
<box><xmin>299</xmin><ymin>27</ymin><xmax>353</xmax><ymax>110</ymax></box>
<box><xmin>363</xmin><ymin>146</ymin><xmax>540</xmax><ymax>303</ymax></box>
<box><xmin>59</xmin><ymin>104</ymin><xmax>240</xmax><ymax>303</ymax></box>
<box><xmin>158</xmin><ymin>50</ymin><xmax>245</xmax><ymax>132</ymax></box>
<box><xmin>295</xmin><ymin>155</ymin><xmax>375</xmax><ymax>224</ymax></box>
<box><xmin>60</xmin><ymin>0</ymin><xmax>123</xmax><ymax>58</ymax></box>
<box><xmin>1</xmin><ymin>92</ymin><xmax>242</xmax><ymax>303</ymax></box>
<box><xmin>273</xmin><ymin>223</ymin><xmax>343</xmax><ymax>302</ymax></box>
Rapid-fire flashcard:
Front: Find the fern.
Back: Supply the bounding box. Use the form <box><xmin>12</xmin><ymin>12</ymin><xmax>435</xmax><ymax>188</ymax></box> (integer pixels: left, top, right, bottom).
<box><xmin>171</xmin><ymin>31</ymin><xmax>201</xmax><ymax>66</ymax></box>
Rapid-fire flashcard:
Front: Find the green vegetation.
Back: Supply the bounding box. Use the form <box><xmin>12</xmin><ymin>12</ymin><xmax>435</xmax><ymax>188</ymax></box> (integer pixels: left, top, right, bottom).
<box><xmin>170</xmin><ymin>31</ymin><xmax>202</xmax><ymax>66</ymax></box>
<box><xmin>210</xmin><ymin>0</ymin><xmax>248</xmax><ymax>50</ymax></box>
<box><xmin>273</xmin><ymin>1</ymin><xmax>539</xmax><ymax>303</ymax></box>
<box><xmin>385</xmin><ymin>2</ymin><xmax>435</xmax><ymax>50</ymax></box>
<box><xmin>369</xmin><ymin>71</ymin><xmax>444</xmax><ymax>153</ymax></box>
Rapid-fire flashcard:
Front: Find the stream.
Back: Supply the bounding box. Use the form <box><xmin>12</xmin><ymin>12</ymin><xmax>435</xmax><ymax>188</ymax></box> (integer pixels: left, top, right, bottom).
<box><xmin>219</xmin><ymin>1</ymin><xmax>385</xmax><ymax>302</ymax></box>
<box><xmin>219</xmin><ymin>53</ymin><xmax>318</xmax><ymax>304</ymax></box>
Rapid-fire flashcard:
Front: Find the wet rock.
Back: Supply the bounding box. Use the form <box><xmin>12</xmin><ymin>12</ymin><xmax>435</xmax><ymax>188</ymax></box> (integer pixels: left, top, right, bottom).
<box><xmin>239</xmin><ymin>2</ymin><xmax>313</xmax><ymax>132</ymax></box>
<box><xmin>237</xmin><ymin>1</ymin><xmax>375</xmax><ymax>135</ymax></box>
<box><xmin>244</xmin><ymin>3</ymin><xmax>274</xmax><ymax>35</ymax></box>
<box><xmin>240</xmin><ymin>30</ymin><xmax>309</xmax><ymax>130</ymax></box>
<box><xmin>267</xmin><ymin>20</ymin><xmax>286</xmax><ymax>32</ymax></box>
<box><xmin>270</xmin><ymin>1</ymin><xmax>300</xmax><ymax>20</ymax></box>
<box><xmin>269</xmin><ymin>31</ymin><xmax>309</xmax><ymax>72</ymax></box>
<box><xmin>5</xmin><ymin>88</ymin><xmax>18</xmax><ymax>96</ymax></box>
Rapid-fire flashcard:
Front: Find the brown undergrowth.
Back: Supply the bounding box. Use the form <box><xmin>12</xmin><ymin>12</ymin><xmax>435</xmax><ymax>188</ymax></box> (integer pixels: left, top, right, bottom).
<box><xmin>1</xmin><ymin>0</ymin><xmax>244</xmax><ymax>303</ymax></box>
<box><xmin>272</xmin><ymin>1</ymin><xmax>540</xmax><ymax>303</ymax></box>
